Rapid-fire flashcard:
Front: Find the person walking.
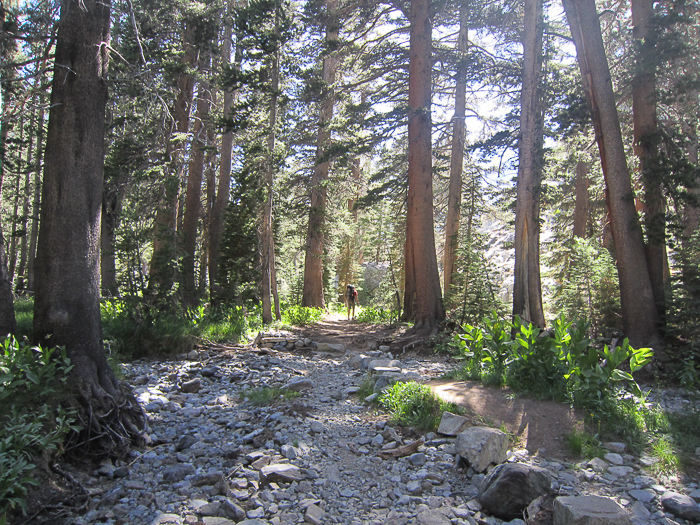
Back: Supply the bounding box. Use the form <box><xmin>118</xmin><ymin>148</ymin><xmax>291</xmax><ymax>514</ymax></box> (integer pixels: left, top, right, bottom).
<box><xmin>346</xmin><ymin>284</ymin><xmax>359</xmax><ymax>320</ymax></box>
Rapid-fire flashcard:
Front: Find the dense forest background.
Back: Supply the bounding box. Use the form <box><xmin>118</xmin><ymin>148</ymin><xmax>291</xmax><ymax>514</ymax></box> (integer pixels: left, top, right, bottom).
<box><xmin>2</xmin><ymin>0</ymin><xmax>700</xmax><ymax>377</ymax></box>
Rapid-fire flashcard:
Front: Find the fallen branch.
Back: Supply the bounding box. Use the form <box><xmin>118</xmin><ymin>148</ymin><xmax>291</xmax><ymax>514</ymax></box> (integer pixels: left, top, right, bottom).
<box><xmin>378</xmin><ymin>438</ymin><xmax>424</xmax><ymax>459</ymax></box>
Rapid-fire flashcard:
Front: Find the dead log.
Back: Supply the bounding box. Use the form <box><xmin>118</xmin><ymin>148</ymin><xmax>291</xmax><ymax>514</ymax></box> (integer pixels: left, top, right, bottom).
<box><xmin>378</xmin><ymin>438</ymin><xmax>424</xmax><ymax>459</ymax></box>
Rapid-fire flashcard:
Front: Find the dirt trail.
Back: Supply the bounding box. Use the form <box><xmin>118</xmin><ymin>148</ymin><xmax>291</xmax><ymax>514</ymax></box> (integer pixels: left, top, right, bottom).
<box><xmin>300</xmin><ymin>313</ymin><xmax>586</xmax><ymax>459</ymax></box>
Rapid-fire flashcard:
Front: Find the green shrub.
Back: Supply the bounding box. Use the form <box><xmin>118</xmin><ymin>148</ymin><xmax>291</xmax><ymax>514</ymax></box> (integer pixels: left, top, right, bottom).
<box><xmin>101</xmin><ymin>299</ymin><xmax>259</xmax><ymax>358</ymax></box>
<box><xmin>564</xmin><ymin>429</ymin><xmax>604</xmax><ymax>459</ymax></box>
<box><xmin>0</xmin><ymin>337</ymin><xmax>77</xmax><ymax>519</ymax></box>
<box><xmin>453</xmin><ymin>313</ymin><xmax>652</xmax><ymax>408</ymax></box>
<box><xmin>281</xmin><ymin>305</ymin><xmax>324</xmax><ymax>327</ymax></box>
<box><xmin>356</xmin><ymin>307</ymin><xmax>393</xmax><ymax>324</ymax></box>
<box><xmin>379</xmin><ymin>381</ymin><xmax>462</xmax><ymax>431</ymax></box>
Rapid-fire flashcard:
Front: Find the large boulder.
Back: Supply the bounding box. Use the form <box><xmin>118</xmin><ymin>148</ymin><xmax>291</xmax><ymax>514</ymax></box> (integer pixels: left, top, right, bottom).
<box><xmin>478</xmin><ymin>463</ymin><xmax>551</xmax><ymax>520</ymax></box>
<box><xmin>554</xmin><ymin>496</ymin><xmax>632</xmax><ymax>525</ymax></box>
<box><xmin>660</xmin><ymin>492</ymin><xmax>700</xmax><ymax>522</ymax></box>
<box><xmin>455</xmin><ymin>426</ymin><xmax>508</xmax><ymax>473</ymax></box>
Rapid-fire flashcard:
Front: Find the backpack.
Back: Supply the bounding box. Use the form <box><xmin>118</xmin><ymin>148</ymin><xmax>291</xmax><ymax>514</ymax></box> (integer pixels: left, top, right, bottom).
<box><xmin>347</xmin><ymin>285</ymin><xmax>357</xmax><ymax>301</ymax></box>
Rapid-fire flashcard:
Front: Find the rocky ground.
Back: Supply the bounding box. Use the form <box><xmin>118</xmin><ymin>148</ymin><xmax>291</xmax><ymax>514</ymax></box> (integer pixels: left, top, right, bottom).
<box><xmin>45</xmin><ymin>327</ymin><xmax>700</xmax><ymax>525</ymax></box>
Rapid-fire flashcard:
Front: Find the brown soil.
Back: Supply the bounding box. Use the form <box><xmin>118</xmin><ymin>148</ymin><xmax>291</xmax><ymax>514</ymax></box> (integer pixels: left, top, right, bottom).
<box><xmin>301</xmin><ymin>313</ymin><xmax>586</xmax><ymax>459</ymax></box>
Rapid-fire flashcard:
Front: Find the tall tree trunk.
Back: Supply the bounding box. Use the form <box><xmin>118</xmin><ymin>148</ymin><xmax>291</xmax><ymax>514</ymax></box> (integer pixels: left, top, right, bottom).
<box><xmin>261</xmin><ymin>4</ymin><xmax>281</xmax><ymax>324</ymax></box>
<box><xmin>209</xmin><ymin>0</ymin><xmax>239</xmax><ymax>302</ymax></box>
<box><xmin>27</xmin><ymin>103</ymin><xmax>45</xmax><ymax>293</ymax></box>
<box><xmin>573</xmin><ymin>161</ymin><xmax>590</xmax><ymax>238</ymax></box>
<box><xmin>101</xmin><ymin>186</ymin><xmax>120</xmax><ymax>296</ymax></box>
<box><xmin>632</xmin><ymin>0</ymin><xmax>665</xmax><ymax>327</ymax></box>
<box><xmin>681</xmin><ymin>97</ymin><xmax>698</xmax><ymax>243</ymax></box>
<box><xmin>401</xmin><ymin>0</ymin><xmax>445</xmax><ymax>328</ymax></box>
<box><xmin>8</xmin><ymin>119</ymin><xmax>23</xmax><ymax>282</ymax></box>
<box><xmin>16</xmin><ymin>110</ymin><xmax>36</xmax><ymax>292</ymax></box>
<box><xmin>182</xmin><ymin>72</ymin><xmax>211</xmax><ymax>306</ymax></box>
<box><xmin>513</xmin><ymin>0</ymin><xmax>545</xmax><ymax>328</ymax></box>
<box><xmin>149</xmin><ymin>28</ymin><xmax>198</xmax><ymax>293</ymax></box>
<box><xmin>0</xmin><ymin>224</ymin><xmax>16</xmax><ymax>336</ymax></box>
<box><xmin>34</xmin><ymin>0</ymin><xmax>144</xmax><ymax>452</ymax></box>
<box><xmin>563</xmin><ymin>0</ymin><xmax>661</xmax><ymax>347</ymax></box>
<box><xmin>443</xmin><ymin>0</ymin><xmax>468</xmax><ymax>304</ymax></box>
<box><xmin>302</xmin><ymin>0</ymin><xmax>339</xmax><ymax>309</ymax></box>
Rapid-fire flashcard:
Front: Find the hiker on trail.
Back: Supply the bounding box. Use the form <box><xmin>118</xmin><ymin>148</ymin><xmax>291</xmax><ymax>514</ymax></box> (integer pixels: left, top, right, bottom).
<box><xmin>346</xmin><ymin>284</ymin><xmax>359</xmax><ymax>320</ymax></box>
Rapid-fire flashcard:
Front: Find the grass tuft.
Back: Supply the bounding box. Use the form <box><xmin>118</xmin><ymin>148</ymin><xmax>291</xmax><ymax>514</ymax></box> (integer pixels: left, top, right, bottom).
<box><xmin>379</xmin><ymin>381</ymin><xmax>462</xmax><ymax>431</ymax></box>
<box><xmin>240</xmin><ymin>387</ymin><xmax>300</xmax><ymax>406</ymax></box>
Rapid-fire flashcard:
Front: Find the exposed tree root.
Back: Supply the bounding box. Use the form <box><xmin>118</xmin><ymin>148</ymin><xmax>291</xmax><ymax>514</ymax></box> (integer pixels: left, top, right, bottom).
<box><xmin>64</xmin><ymin>380</ymin><xmax>146</xmax><ymax>458</ymax></box>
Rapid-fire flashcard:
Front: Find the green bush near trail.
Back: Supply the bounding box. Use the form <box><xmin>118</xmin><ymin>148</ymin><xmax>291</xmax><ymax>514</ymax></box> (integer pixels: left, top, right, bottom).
<box><xmin>379</xmin><ymin>381</ymin><xmax>462</xmax><ymax>431</ymax></box>
<box><xmin>0</xmin><ymin>336</ymin><xmax>78</xmax><ymax>520</ymax></box>
<box><xmin>281</xmin><ymin>305</ymin><xmax>324</xmax><ymax>327</ymax></box>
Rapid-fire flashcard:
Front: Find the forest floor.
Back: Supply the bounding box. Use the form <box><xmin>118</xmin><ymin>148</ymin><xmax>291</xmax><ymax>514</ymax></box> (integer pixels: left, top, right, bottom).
<box><xmin>301</xmin><ymin>313</ymin><xmax>585</xmax><ymax>459</ymax></box>
<box><xmin>21</xmin><ymin>313</ymin><xmax>698</xmax><ymax>525</ymax></box>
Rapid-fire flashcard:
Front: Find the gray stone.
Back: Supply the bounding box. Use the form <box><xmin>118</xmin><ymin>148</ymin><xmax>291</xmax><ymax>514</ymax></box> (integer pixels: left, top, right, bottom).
<box><xmin>478</xmin><ymin>463</ymin><xmax>551</xmax><ymax>520</ymax></box>
<box><xmin>235</xmin><ymin>520</ymin><xmax>270</xmax><ymax>525</ymax></box>
<box><xmin>416</xmin><ymin>510</ymin><xmax>451</xmax><ymax>525</ymax></box>
<box><xmin>219</xmin><ymin>499</ymin><xmax>246</xmax><ymax>521</ymax></box>
<box><xmin>310</xmin><ymin>421</ymin><xmax>325</xmax><ymax>433</ymax></box>
<box><xmin>660</xmin><ymin>492</ymin><xmax>700</xmax><ymax>522</ymax></box>
<box><xmin>202</xmin><ymin>519</ymin><xmax>238</xmax><ymax>525</ymax></box>
<box><xmin>325</xmin><ymin>464</ymin><xmax>341</xmax><ymax>483</ymax></box>
<box><xmin>588</xmin><ymin>458</ymin><xmax>609</xmax><ymax>472</ymax></box>
<box><xmin>260</xmin><ymin>464</ymin><xmax>304</xmax><ymax>483</ymax></box>
<box><xmin>407</xmin><ymin>480</ymin><xmax>423</xmax><ymax>494</ymax></box>
<box><xmin>187</xmin><ymin>350</ymin><xmax>199</xmax><ymax>360</ymax></box>
<box><xmin>364</xmin><ymin>393</ymin><xmax>379</xmax><ymax>403</ymax></box>
<box><xmin>340</xmin><ymin>488</ymin><xmax>354</xmax><ymax>497</ymax></box>
<box><xmin>305</xmin><ymin>503</ymin><xmax>325</xmax><ymax>525</ymax></box>
<box><xmin>554</xmin><ymin>496</ymin><xmax>632</xmax><ymax>525</ymax></box>
<box><xmin>315</xmin><ymin>342</ymin><xmax>345</xmax><ymax>352</ymax></box>
<box><xmin>629</xmin><ymin>501</ymin><xmax>650</xmax><ymax>520</ymax></box>
<box><xmin>193</xmin><ymin>471</ymin><xmax>225</xmax><ymax>487</ymax></box>
<box><xmin>455</xmin><ymin>427</ymin><xmax>509</xmax><ymax>473</ymax></box>
<box><xmin>246</xmin><ymin>507</ymin><xmax>265</xmax><ymax>519</ymax></box>
<box><xmin>150</xmin><ymin>514</ymin><xmax>183</xmax><ymax>525</ymax></box>
<box><xmin>437</xmin><ymin>412</ymin><xmax>472</xmax><ymax>436</ymax></box>
<box><xmin>369</xmin><ymin>358</ymin><xmax>402</xmax><ymax>371</ymax></box>
<box><xmin>200</xmin><ymin>502</ymin><xmax>222</xmax><ymax>516</ymax></box>
<box><xmin>603</xmin><ymin>442</ymin><xmax>626</xmax><ymax>454</ymax></box>
<box><xmin>162</xmin><ymin>464</ymin><xmax>195</xmax><ymax>483</ymax></box>
<box><xmin>690</xmin><ymin>488</ymin><xmax>700</xmax><ymax>502</ymax></box>
<box><xmin>181</xmin><ymin>378</ymin><xmax>201</xmax><ymax>393</ymax></box>
<box><xmin>373</xmin><ymin>375</ymin><xmax>393</xmax><ymax>393</ymax></box>
<box><xmin>175</xmin><ymin>434</ymin><xmax>196</xmax><ymax>452</ymax></box>
<box><xmin>607</xmin><ymin>466</ymin><xmax>633</xmax><ymax>477</ymax></box>
<box><xmin>282</xmin><ymin>378</ymin><xmax>314</xmax><ymax>392</ymax></box>
<box><xmin>409</xmin><ymin>453</ymin><xmax>427</xmax><ymax>467</ymax></box>
<box><xmin>628</xmin><ymin>489</ymin><xmax>656</xmax><ymax>503</ymax></box>
<box><xmin>603</xmin><ymin>453</ymin><xmax>624</xmax><ymax>466</ymax></box>
<box><xmin>281</xmin><ymin>444</ymin><xmax>298</xmax><ymax>459</ymax></box>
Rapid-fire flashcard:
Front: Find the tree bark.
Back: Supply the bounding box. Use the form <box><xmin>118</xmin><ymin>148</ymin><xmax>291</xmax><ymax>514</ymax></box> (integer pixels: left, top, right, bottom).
<box><xmin>513</xmin><ymin>0</ymin><xmax>545</xmax><ymax>329</ymax></box>
<box><xmin>302</xmin><ymin>0</ymin><xmax>339</xmax><ymax>309</ymax></box>
<box><xmin>34</xmin><ymin>0</ymin><xmax>144</xmax><ymax>453</ymax></box>
<box><xmin>209</xmin><ymin>0</ymin><xmax>237</xmax><ymax>302</ymax></box>
<box><xmin>563</xmin><ymin>0</ymin><xmax>661</xmax><ymax>347</ymax></box>
<box><xmin>101</xmin><ymin>186</ymin><xmax>120</xmax><ymax>297</ymax></box>
<box><xmin>261</xmin><ymin>4</ymin><xmax>281</xmax><ymax>324</ymax></box>
<box><xmin>573</xmin><ymin>161</ymin><xmax>590</xmax><ymax>238</ymax></box>
<box><xmin>443</xmin><ymin>0</ymin><xmax>468</xmax><ymax>304</ymax></box>
<box><xmin>27</xmin><ymin>103</ymin><xmax>44</xmax><ymax>293</ymax></box>
<box><xmin>149</xmin><ymin>27</ymin><xmax>198</xmax><ymax>293</ymax></box>
<box><xmin>681</xmin><ymin>96</ymin><xmax>698</xmax><ymax>243</ymax></box>
<box><xmin>8</xmin><ymin>121</ymin><xmax>23</xmax><ymax>281</ymax></box>
<box><xmin>0</xmin><ymin>223</ymin><xmax>16</xmax><ymax>336</ymax></box>
<box><xmin>181</xmin><ymin>72</ymin><xmax>211</xmax><ymax>306</ymax></box>
<box><xmin>16</xmin><ymin>110</ymin><xmax>35</xmax><ymax>292</ymax></box>
<box><xmin>632</xmin><ymin>0</ymin><xmax>665</xmax><ymax>326</ymax></box>
<box><xmin>401</xmin><ymin>0</ymin><xmax>445</xmax><ymax>328</ymax></box>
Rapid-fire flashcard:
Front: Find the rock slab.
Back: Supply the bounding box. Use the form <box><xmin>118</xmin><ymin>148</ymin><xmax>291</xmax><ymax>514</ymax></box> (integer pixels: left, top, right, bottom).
<box><xmin>437</xmin><ymin>411</ymin><xmax>472</xmax><ymax>436</ymax></box>
<box><xmin>478</xmin><ymin>463</ymin><xmax>551</xmax><ymax>520</ymax></box>
<box><xmin>455</xmin><ymin>426</ymin><xmax>508</xmax><ymax>473</ymax></box>
<box><xmin>554</xmin><ymin>496</ymin><xmax>632</xmax><ymax>525</ymax></box>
